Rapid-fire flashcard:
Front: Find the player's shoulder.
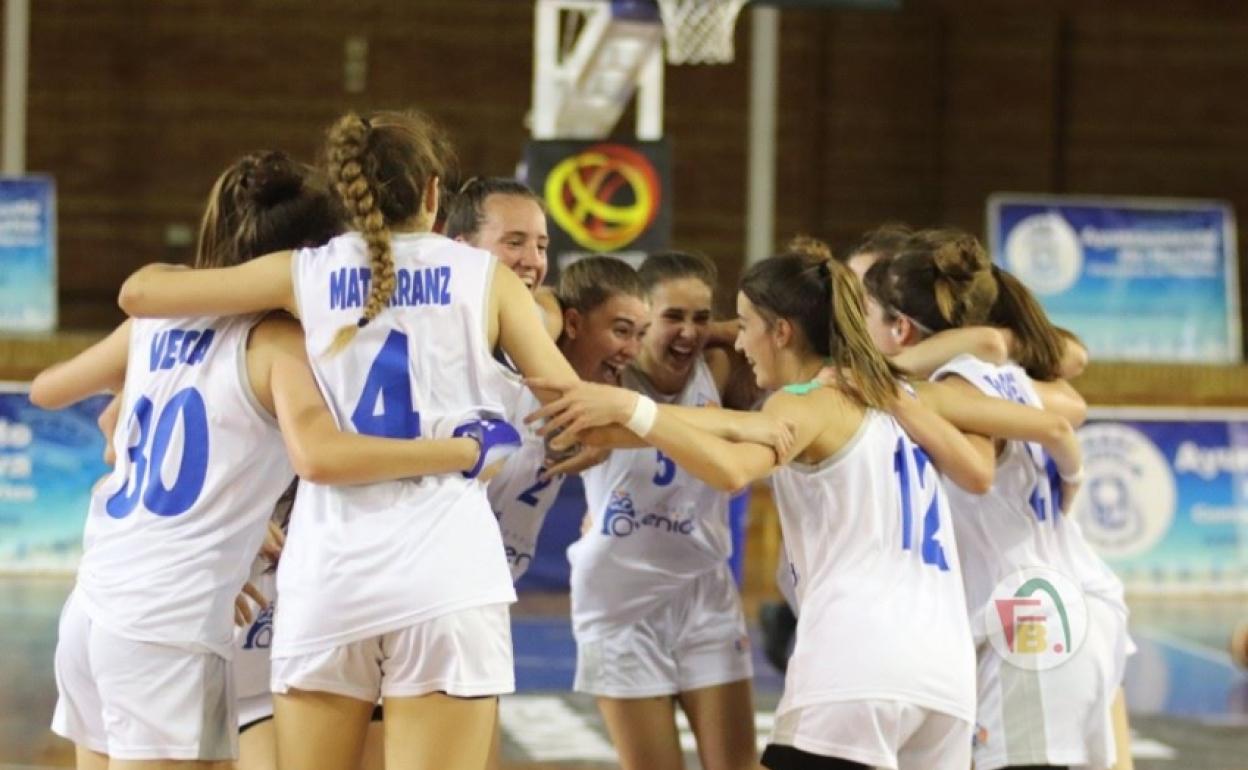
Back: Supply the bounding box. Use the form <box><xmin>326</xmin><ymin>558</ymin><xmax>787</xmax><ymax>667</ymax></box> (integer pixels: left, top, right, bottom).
<box><xmin>248</xmin><ymin>311</ymin><xmax>306</xmax><ymax>358</ymax></box>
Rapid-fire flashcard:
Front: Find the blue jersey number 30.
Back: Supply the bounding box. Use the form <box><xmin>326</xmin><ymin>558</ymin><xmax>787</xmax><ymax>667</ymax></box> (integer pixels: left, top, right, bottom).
<box><xmin>106</xmin><ymin>387</ymin><xmax>210</xmax><ymax>519</ymax></box>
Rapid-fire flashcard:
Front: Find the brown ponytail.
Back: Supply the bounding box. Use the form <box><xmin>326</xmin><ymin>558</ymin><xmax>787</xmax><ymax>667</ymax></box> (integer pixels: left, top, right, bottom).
<box><xmin>195</xmin><ymin>150</ymin><xmax>343</xmax><ymax>271</ymax></box>
<box><xmin>826</xmin><ymin>260</ymin><xmax>902</xmax><ymax>409</ymax></box>
<box><xmin>740</xmin><ymin>238</ymin><xmax>901</xmax><ymax>410</ymax></box>
<box><xmin>989</xmin><ymin>266</ymin><xmax>1066</xmax><ymax>380</ymax></box>
<box><xmin>322</xmin><ymin>109</ymin><xmax>454</xmax><ymax>354</ymax></box>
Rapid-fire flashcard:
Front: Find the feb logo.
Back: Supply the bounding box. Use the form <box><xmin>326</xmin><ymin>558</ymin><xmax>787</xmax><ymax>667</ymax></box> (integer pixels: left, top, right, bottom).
<box><xmin>545</xmin><ymin>144</ymin><xmax>660</xmax><ymax>252</ymax></box>
<box><xmin>986</xmin><ymin>567</ymin><xmax>1087</xmax><ymax>671</ymax></box>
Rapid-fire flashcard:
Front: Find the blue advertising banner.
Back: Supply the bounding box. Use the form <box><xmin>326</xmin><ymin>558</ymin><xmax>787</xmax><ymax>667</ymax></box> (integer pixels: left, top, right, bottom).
<box><xmin>0</xmin><ymin>176</ymin><xmax>57</xmax><ymax>331</ymax></box>
<box><xmin>987</xmin><ymin>194</ymin><xmax>1240</xmax><ymax>363</ymax></box>
<box><xmin>1073</xmin><ymin>408</ymin><xmax>1248</xmax><ymax>593</ymax></box>
<box><xmin>0</xmin><ymin>385</ymin><xmax>108</xmax><ymax>572</ymax></box>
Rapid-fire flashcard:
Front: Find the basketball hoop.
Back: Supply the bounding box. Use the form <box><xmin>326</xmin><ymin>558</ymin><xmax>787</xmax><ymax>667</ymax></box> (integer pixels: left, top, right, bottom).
<box><xmin>655</xmin><ymin>0</ymin><xmax>749</xmax><ymax>65</ymax></box>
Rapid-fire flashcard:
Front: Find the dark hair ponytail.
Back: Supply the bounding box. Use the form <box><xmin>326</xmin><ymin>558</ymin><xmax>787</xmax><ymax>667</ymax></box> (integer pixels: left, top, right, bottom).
<box><xmin>989</xmin><ymin>266</ymin><xmax>1066</xmax><ymax>381</ymax></box>
<box><xmin>195</xmin><ymin>150</ymin><xmax>342</xmax><ymax>271</ymax></box>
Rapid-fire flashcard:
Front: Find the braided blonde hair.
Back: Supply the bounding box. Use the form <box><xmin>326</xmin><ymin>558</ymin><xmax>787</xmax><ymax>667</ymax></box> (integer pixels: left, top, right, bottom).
<box><xmin>323</xmin><ymin>110</ymin><xmax>453</xmax><ymax>354</ymax></box>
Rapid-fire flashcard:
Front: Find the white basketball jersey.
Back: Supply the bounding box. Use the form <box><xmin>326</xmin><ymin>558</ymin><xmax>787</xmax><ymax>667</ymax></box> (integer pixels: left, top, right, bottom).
<box><xmin>569</xmin><ymin>357</ymin><xmax>731</xmax><ymax>631</ymax></box>
<box><xmin>75</xmin><ymin>316</ymin><xmax>293</xmax><ymax>658</ymax></box>
<box><xmin>276</xmin><ymin>232</ymin><xmax>515</xmax><ymax>656</ymax></box>
<box><xmin>931</xmin><ymin>355</ymin><xmax>1127</xmax><ymax>637</ymax></box>
<box><xmin>769</xmin><ymin>406</ymin><xmax>975</xmax><ymax>723</ymax></box>
<box><xmin>486</xmin><ymin>370</ymin><xmax>567</xmax><ymax>581</ymax></box>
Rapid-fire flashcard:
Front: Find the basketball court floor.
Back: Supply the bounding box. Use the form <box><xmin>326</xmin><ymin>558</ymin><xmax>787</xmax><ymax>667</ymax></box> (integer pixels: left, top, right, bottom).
<box><xmin>3</xmin><ymin>578</ymin><xmax>1245</xmax><ymax>769</ymax></box>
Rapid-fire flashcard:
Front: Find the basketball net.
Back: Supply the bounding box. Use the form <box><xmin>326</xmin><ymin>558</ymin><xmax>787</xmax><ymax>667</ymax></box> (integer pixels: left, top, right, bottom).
<box><xmin>655</xmin><ymin>0</ymin><xmax>749</xmax><ymax>65</ymax></box>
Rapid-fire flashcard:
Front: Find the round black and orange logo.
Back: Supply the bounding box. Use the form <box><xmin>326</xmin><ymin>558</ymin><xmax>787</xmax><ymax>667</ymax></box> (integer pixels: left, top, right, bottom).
<box><xmin>545</xmin><ymin>144</ymin><xmax>661</xmax><ymax>252</ymax></box>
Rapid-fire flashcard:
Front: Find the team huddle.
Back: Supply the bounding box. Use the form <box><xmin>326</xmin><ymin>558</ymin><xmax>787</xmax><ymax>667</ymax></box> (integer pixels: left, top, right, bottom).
<box><xmin>33</xmin><ymin>109</ymin><xmax>1132</xmax><ymax>770</ymax></box>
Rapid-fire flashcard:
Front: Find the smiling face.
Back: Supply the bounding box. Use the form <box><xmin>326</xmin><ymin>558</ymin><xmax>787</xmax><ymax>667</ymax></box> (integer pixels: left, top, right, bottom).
<box><xmin>734</xmin><ymin>291</ymin><xmax>783</xmax><ymax>391</ymax></box>
<box><xmin>470</xmin><ymin>193</ymin><xmax>549</xmax><ymax>291</ymax></box>
<box><xmin>560</xmin><ymin>293</ymin><xmax>651</xmax><ymax>385</ymax></box>
<box><xmin>640</xmin><ymin>276</ymin><xmax>713</xmax><ymax>384</ymax></box>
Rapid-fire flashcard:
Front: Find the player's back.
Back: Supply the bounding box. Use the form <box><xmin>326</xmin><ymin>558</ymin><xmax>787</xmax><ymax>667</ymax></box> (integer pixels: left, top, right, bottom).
<box><xmin>933</xmin><ymin>354</ymin><xmax>1127</xmax><ymax>627</ymax></box>
<box><xmin>277</xmin><ymin>232</ymin><xmax>515</xmax><ymax>654</ymax></box>
<box><xmin>770</xmin><ymin>404</ymin><xmax>975</xmax><ymax>722</ymax></box>
<box><xmin>76</xmin><ymin>315</ymin><xmax>293</xmax><ymax>657</ymax></box>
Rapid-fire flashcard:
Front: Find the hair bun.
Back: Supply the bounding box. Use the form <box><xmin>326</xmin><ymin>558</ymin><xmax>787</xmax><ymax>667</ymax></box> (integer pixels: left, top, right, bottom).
<box><xmin>921</xmin><ymin>230</ymin><xmax>996</xmax><ymax>326</ymax></box>
<box><xmin>930</xmin><ymin>233</ymin><xmax>989</xmax><ymax>280</ymax></box>
<box><xmin>786</xmin><ymin>234</ymin><xmax>834</xmax><ymax>265</ymax></box>
<box><xmin>242</xmin><ymin>151</ymin><xmax>305</xmax><ymax>207</ymax></box>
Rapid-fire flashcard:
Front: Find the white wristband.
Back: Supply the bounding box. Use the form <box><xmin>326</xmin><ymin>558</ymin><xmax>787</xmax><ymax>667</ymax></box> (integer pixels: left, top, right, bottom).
<box><xmin>625</xmin><ymin>394</ymin><xmax>658</xmax><ymax>438</ymax></box>
<box><xmin>1059</xmin><ymin>466</ymin><xmax>1084</xmax><ymax>485</ymax></box>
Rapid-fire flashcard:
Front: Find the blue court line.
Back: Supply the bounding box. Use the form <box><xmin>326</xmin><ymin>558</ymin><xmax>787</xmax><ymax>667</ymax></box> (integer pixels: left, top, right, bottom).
<box><xmin>1124</xmin><ymin>628</ymin><xmax>1248</xmax><ymax>722</ymax></box>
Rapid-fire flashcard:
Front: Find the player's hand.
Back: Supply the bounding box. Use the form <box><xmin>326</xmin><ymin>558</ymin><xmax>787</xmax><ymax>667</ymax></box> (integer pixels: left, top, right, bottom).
<box><xmin>259</xmin><ymin>520</ymin><xmax>285</xmax><ymax>566</ymax></box>
<box><xmin>233</xmin><ymin>581</ymin><xmax>269</xmax><ymax>627</ymax></box>
<box><xmin>541</xmin><ymin>444</ymin><xmax>610</xmax><ymax>479</ymax></box>
<box><xmin>525</xmin><ymin>379</ymin><xmax>636</xmax><ymax>448</ymax></box>
<box><xmin>729</xmin><ymin>413</ymin><xmax>797</xmax><ymax>461</ymax></box>
<box><xmin>1059</xmin><ymin>478</ymin><xmax>1081</xmax><ymax>515</ymax></box>
<box><xmin>98</xmin><ymin>395</ymin><xmax>122</xmax><ymax>465</ymax></box>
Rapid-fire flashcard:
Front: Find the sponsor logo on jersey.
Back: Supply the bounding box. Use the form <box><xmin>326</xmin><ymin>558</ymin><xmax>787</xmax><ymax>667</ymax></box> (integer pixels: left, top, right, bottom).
<box><xmin>600</xmin><ymin>489</ymin><xmax>695</xmax><ymax>538</ymax></box>
<box><xmin>504</xmin><ymin>543</ymin><xmax>534</xmax><ymax>574</ymax></box>
<box><xmin>986</xmin><ymin>567</ymin><xmax>1088</xmax><ymax>671</ymax></box>
<box><xmin>243</xmin><ymin>602</ymin><xmax>274</xmax><ymax>650</ymax></box>
<box><xmin>1073</xmin><ymin>422</ymin><xmax>1176</xmax><ymax>558</ymax></box>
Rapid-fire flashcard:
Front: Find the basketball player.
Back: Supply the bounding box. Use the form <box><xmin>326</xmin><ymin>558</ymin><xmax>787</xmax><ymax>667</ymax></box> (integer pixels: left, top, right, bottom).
<box><xmin>862</xmin><ymin>231</ymin><xmax>1133</xmax><ymax>770</ymax></box>
<box><xmin>117</xmin><ymin>111</ymin><xmax>584</xmax><ymax>770</ymax></box>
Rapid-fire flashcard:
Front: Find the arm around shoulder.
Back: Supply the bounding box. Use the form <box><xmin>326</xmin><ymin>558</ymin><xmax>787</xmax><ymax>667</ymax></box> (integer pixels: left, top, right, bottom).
<box><xmin>119</xmin><ymin>251</ymin><xmax>298</xmax><ymax>318</ymax></box>
<box><xmin>257</xmin><ymin>316</ymin><xmax>479</xmax><ymax>484</ymax></box>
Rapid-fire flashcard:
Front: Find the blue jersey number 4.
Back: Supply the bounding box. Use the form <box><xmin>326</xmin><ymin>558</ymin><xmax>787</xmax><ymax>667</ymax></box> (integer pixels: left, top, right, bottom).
<box><xmin>351</xmin><ymin>330</ymin><xmax>422</xmax><ymax>439</ymax></box>
<box><xmin>893</xmin><ymin>436</ymin><xmax>950</xmax><ymax>571</ymax></box>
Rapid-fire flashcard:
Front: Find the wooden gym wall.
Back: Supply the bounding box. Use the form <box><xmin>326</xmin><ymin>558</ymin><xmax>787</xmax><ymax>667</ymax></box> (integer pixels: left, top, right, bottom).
<box><xmin>5</xmin><ymin>0</ymin><xmax>1247</xmax><ymax>361</ymax></box>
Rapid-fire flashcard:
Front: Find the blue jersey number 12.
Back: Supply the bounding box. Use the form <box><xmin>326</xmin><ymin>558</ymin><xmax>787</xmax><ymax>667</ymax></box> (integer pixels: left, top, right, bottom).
<box><xmin>893</xmin><ymin>436</ymin><xmax>950</xmax><ymax>571</ymax></box>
